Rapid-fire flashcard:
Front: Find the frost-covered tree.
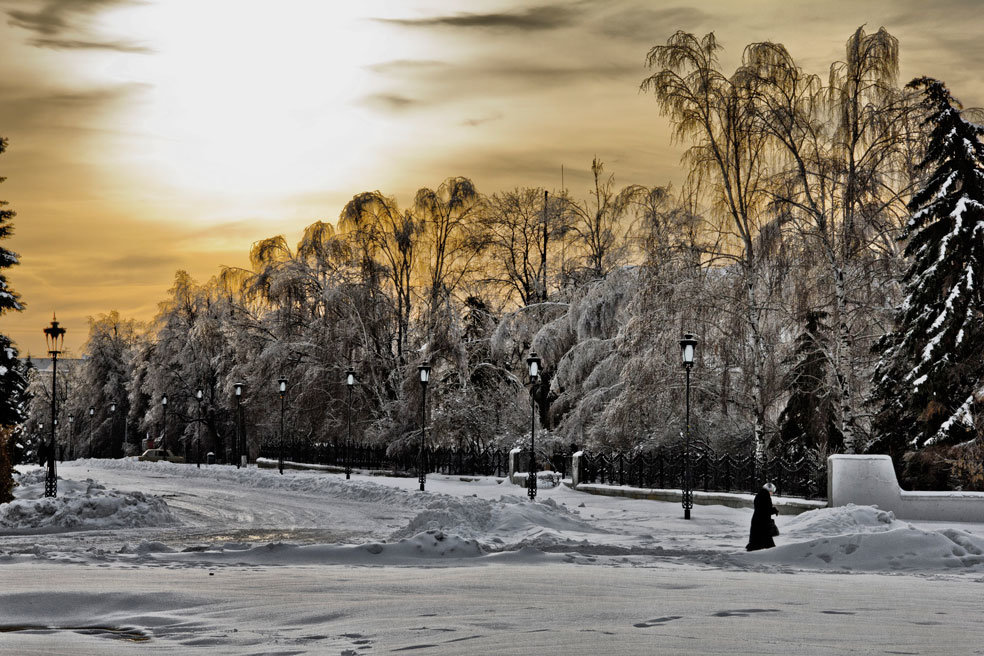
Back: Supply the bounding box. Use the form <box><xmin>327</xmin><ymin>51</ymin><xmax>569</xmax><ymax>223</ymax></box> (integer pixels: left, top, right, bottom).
<box><xmin>642</xmin><ymin>31</ymin><xmax>774</xmax><ymax>454</ymax></box>
<box><xmin>475</xmin><ymin>188</ymin><xmax>568</xmax><ymax>307</ymax></box>
<box><xmin>414</xmin><ymin>177</ymin><xmax>483</xmax><ymax>313</ymax></box>
<box><xmin>870</xmin><ymin>78</ymin><xmax>984</xmax><ymax>455</ymax></box>
<box><xmin>70</xmin><ymin>312</ymin><xmax>142</xmax><ymax>456</ymax></box>
<box><xmin>339</xmin><ymin>192</ymin><xmax>419</xmax><ymax>364</ymax></box>
<box><xmin>741</xmin><ymin>26</ymin><xmax>916</xmax><ymax>453</ymax></box>
<box><xmin>562</xmin><ymin>158</ymin><xmax>646</xmax><ymax>281</ymax></box>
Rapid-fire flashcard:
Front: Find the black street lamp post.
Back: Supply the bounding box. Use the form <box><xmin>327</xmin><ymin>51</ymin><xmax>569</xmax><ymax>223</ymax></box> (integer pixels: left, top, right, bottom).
<box><xmin>195</xmin><ymin>388</ymin><xmax>203</xmax><ymax>468</ymax></box>
<box><xmin>234</xmin><ymin>383</ymin><xmax>244</xmax><ymax>468</ymax></box>
<box><xmin>68</xmin><ymin>415</ymin><xmax>74</xmax><ymax>460</ymax></box>
<box><xmin>346</xmin><ymin>367</ymin><xmax>355</xmax><ymax>480</ymax></box>
<box><xmin>43</xmin><ymin>316</ymin><xmax>66</xmax><ymax>498</ymax></box>
<box><xmin>680</xmin><ymin>333</ymin><xmax>698</xmax><ymax>520</ymax></box>
<box><xmin>88</xmin><ymin>406</ymin><xmax>94</xmax><ymax>458</ymax></box>
<box><xmin>278</xmin><ymin>377</ymin><xmax>287</xmax><ymax>475</ymax></box>
<box><xmin>418</xmin><ymin>361</ymin><xmax>430</xmax><ymax>492</ymax></box>
<box><xmin>526</xmin><ymin>350</ymin><xmax>542</xmax><ymax>501</ymax></box>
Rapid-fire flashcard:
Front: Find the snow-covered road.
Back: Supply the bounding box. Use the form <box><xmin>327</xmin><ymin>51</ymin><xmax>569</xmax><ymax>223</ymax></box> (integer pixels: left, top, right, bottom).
<box><xmin>1</xmin><ymin>460</ymin><xmax>983</xmax><ymax>654</ymax></box>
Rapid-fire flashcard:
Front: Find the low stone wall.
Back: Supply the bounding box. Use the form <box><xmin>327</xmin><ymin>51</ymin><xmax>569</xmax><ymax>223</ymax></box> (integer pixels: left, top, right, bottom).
<box><xmin>828</xmin><ymin>454</ymin><xmax>984</xmax><ymax>522</ymax></box>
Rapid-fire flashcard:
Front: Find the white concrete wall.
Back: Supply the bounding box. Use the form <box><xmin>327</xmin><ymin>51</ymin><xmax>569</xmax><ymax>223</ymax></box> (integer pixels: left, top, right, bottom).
<box><xmin>828</xmin><ymin>454</ymin><xmax>984</xmax><ymax>522</ymax></box>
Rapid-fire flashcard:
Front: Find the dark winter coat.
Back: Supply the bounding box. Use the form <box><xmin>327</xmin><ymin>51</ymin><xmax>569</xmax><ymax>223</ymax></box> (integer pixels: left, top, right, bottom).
<box><xmin>745</xmin><ymin>487</ymin><xmax>778</xmax><ymax>551</ymax></box>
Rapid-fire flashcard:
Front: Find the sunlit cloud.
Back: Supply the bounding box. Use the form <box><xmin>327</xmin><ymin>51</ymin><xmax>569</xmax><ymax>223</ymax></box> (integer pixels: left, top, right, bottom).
<box><xmin>29</xmin><ymin>37</ymin><xmax>152</xmax><ymax>52</ymax></box>
<box><xmin>6</xmin><ymin>0</ymin><xmax>136</xmax><ymax>36</ymax></box>
<box><xmin>1</xmin><ymin>0</ymin><xmax>983</xmax><ymax>357</ymax></box>
<box><xmin>375</xmin><ymin>4</ymin><xmax>583</xmax><ymax>31</ymax></box>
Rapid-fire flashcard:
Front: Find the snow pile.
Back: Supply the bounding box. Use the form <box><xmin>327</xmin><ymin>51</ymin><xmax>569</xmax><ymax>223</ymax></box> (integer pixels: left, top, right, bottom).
<box><xmin>94</xmin><ymin>458</ymin><xmax>598</xmax><ymax>549</ymax></box>
<box><xmin>96</xmin><ymin>457</ymin><xmax>424</xmax><ymax>507</ymax></box>
<box><xmin>782</xmin><ymin>503</ymin><xmax>900</xmax><ymax>537</ymax></box>
<box><xmin>390</xmin><ymin>494</ymin><xmax>605</xmax><ymax>549</ymax></box>
<box><xmin>133</xmin><ymin>530</ymin><xmax>500</xmax><ymax>566</ymax></box>
<box><xmin>741</xmin><ymin>504</ymin><xmax>984</xmax><ymax>572</ymax></box>
<box><xmin>1</xmin><ymin>469</ymin><xmax>176</xmax><ymax>533</ymax></box>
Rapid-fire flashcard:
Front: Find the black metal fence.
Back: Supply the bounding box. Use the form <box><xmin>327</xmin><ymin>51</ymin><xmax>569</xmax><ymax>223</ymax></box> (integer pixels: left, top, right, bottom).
<box><xmin>257</xmin><ymin>440</ymin><xmax>825</xmax><ymax>500</ymax></box>
<box><xmin>257</xmin><ymin>441</ymin><xmax>513</xmax><ymax>478</ymax></box>
<box><xmin>577</xmin><ymin>447</ymin><xmax>827</xmax><ymax>500</ymax></box>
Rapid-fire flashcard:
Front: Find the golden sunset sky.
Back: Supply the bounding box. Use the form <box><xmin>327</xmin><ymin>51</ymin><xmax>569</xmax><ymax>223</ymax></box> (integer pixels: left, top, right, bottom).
<box><xmin>1</xmin><ymin>0</ymin><xmax>981</xmax><ymax>356</ymax></box>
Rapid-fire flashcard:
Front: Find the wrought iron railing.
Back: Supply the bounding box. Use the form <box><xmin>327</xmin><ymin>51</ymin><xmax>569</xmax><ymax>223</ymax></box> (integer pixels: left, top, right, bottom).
<box><xmin>577</xmin><ymin>447</ymin><xmax>826</xmax><ymax>500</ymax></box>
<box><xmin>257</xmin><ymin>441</ymin><xmax>513</xmax><ymax>478</ymax></box>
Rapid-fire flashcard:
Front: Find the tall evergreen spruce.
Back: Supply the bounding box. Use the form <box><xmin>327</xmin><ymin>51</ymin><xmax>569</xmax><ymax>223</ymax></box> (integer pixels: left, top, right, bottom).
<box><xmin>777</xmin><ymin>311</ymin><xmax>842</xmax><ymax>459</ymax></box>
<box><xmin>0</xmin><ymin>137</ymin><xmax>24</xmax><ymax>500</ymax></box>
<box><xmin>870</xmin><ymin>78</ymin><xmax>984</xmax><ymax>456</ymax></box>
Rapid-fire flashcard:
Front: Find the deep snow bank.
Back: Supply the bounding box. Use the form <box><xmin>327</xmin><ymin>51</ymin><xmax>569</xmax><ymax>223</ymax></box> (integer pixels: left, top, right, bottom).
<box><xmin>1</xmin><ymin>468</ymin><xmax>175</xmax><ymax>533</ymax></box>
<box><xmin>120</xmin><ymin>529</ymin><xmax>560</xmax><ymax>567</ymax></box>
<box><xmin>92</xmin><ymin>458</ymin><xmax>602</xmax><ymax>549</ymax></box>
<box><xmin>741</xmin><ymin>504</ymin><xmax>984</xmax><ymax>572</ymax></box>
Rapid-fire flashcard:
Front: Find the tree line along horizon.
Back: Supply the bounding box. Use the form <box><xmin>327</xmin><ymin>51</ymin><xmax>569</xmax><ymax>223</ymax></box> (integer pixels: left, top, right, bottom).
<box><xmin>3</xmin><ymin>25</ymin><xmax>984</xmax><ymax>495</ymax></box>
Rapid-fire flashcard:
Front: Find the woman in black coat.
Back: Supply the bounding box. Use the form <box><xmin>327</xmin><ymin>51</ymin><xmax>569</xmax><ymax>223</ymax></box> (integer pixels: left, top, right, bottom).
<box><xmin>746</xmin><ymin>482</ymin><xmax>779</xmax><ymax>551</ymax></box>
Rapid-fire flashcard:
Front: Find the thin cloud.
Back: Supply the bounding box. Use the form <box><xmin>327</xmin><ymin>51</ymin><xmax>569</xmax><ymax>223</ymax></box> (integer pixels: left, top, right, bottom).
<box><xmin>375</xmin><ymin>4</ymin><xmax>581</xmax><ymax>32</ymax></box>
<box><xmin>108</xmin><ymin>254</ymin><xmax>177</xmax><ymax>270</ymax></box>
<box><xmin>366</xmin><ymin>59</ymin><xmax>448</xmax><ymax>74</ymax></box>
<box><xmin>7</xmin><ymin>0</ymin><xmax>136</xmax><ymax>36</ymax></box>
<box><xmin>597</xmin><ymin>6</ymin><xmax>709</xmax><ymax>41</ymax></box>
<box><xmin>359</xmin><ymin>92</ymin><xmax>419</xmax><ymax>113</ymax></box>
<box><xmin>30</xmin><ymin>37</ymin><xmax>152</xmax><ymax>53</ymax></box>
<box><xmin>0</xmin><ymin>82</ymin><xmax>149</xmax><ymax>130</ymax></box>
<box><xmin>365</xmin><ymin>58</ymin><xmax>641</xmax><ymax>111</ymax></box>
<box><xmin>461</xmin><ymin>112</ymin><xmax>504</xmax><ymax>127</ymax></box>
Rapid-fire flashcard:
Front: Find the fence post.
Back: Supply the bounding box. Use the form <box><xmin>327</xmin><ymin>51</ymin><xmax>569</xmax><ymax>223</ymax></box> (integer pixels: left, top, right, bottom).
<box><xmin>509</xmin><ymin>447</ymin><xmax>522</xmax><ymax>485</ymax></box>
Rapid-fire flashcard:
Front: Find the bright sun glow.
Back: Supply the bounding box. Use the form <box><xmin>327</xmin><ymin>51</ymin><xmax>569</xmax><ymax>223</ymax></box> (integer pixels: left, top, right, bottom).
<box><xmin>100</xmin><ymin>2</ymin><xmax>407</xmax><ymax>209</ymax></box>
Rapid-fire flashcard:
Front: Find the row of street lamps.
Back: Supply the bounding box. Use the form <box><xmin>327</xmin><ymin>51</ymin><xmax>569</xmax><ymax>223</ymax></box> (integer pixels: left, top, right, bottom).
<box><xmin>40</xmin><ymin>315</ymin><xmax>699</xmax><ymax>515</ymax></box>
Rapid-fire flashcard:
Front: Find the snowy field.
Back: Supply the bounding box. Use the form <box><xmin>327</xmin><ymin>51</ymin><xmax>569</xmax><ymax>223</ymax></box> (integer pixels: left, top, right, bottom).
<box><xmin>1</xmin><ymin>460</ymin><xmax>983</xmax><ymax>654</ymax></box>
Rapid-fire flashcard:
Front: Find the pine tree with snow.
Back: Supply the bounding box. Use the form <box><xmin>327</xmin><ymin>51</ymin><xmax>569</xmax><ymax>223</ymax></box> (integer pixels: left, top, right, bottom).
<box><xmin>0</xmin><ymin>137</ymin><xmax>21</xmax><ymax>318</ymax></box>
<box><xmin>870</xmin><ymin>78</ymin><xmax>984</xmax><ymax>456</ymax></box>
<box><xmin>0</xmin><ymin>136</ymin><xmax>24</xmax><ymax>500</ymax></box>
<box><xmin>777</xmin><ymin>311</ymin><xmax>842</xmax><ymax>459</ymax></box>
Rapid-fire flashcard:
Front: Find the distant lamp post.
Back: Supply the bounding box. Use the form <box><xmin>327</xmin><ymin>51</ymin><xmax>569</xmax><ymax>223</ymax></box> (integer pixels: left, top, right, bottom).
<box><xmin>345</xmin><ymin>366</ymin><xmax>356</xmax><ymax>480</ymax></box>
<box><xmin>43</xmin><ymin>315</ymin><xmax>66</xmax><ymax>498</ymax></box>
<box><xmin>110</xmin><ymin>402</ymin><xmax>117</xmax><ymax>459</ymax></box>
<box><xmin>88</xmin><ymin>406</ymin><xmax>94</xmax><ymax>458</ymax></box>
<box><xmin>526</xmin><ymin>350</ymin><xmax>542</xmax><ymax>501</ymax></box>
<box><xmin>278</xmin><ymin>377</ymin><xmax>287</xmax><ymax>475</ymax></box>
<box><xmin>195</xmin><ymin>388</ymin><xmax>204</xmax><ymax>468</ymax></box>
<box><xmin>68</xmin><ymin>415</ymin><xmax>74</xmax><ymax>460</ymax></box>
<box><xmin>418</xmin><ymin>361</ymin><xmax>431</xmax><ymax>492</ymax></box>
<box><xmin>161</xmin><ymin>394</ymin><xmax>168</xmax><ymax>453</ymax></box>
<box><xmin>680</xmin><ymin>333</ymin><xmax>698</xmax><ymax>520</ymax></box>
<box><xmin>54</xmin><ymin>418</ymin><xmax>60</xmax><ymax>462</ymax></box>
<box><xmin>234</xmin><ymin>383</ymin><xmax>244</xmax><ymax>468</ymax></box>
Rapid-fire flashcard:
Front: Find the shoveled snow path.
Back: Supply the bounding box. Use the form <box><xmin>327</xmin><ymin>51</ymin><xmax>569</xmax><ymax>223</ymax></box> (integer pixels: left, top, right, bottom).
<box><xmin>5</xmin><ymin>460</ymin><xmax>984</xmax><ymax>654</ymax></box>
<box><xmin>2</xmin><ymin>562</ymin><xmax>983</xmax><ymax>655</ymax></box>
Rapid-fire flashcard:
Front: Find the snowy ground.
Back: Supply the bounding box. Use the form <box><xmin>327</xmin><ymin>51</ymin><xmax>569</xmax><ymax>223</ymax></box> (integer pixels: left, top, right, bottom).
<box><xmin>1</xmin><ymin>460</ymin><xmax>983</xmax><ymax>654</ymax></box>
